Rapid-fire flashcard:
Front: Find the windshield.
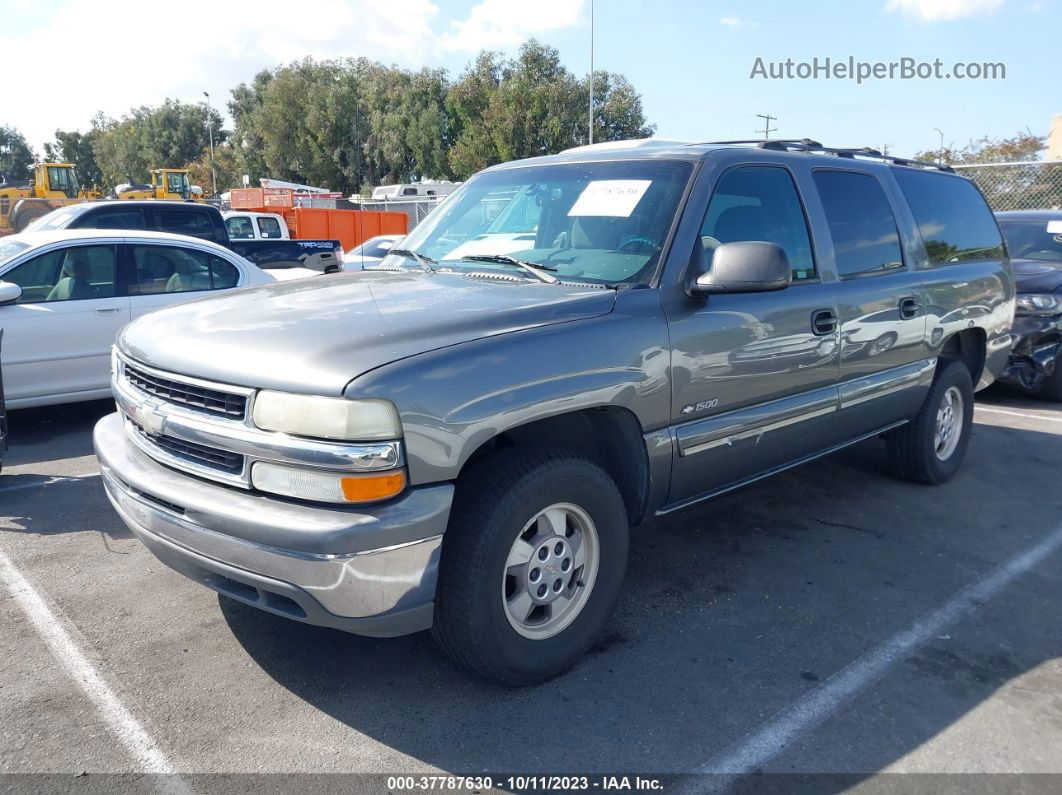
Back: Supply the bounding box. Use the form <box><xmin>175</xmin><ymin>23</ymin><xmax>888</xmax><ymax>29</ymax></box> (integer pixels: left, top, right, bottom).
<box><xmin>389</xmin><ymin>159</ymin><xmax>693</xmax><ymax>285</ymax></box>
<box><xmin>0</xmin><ymin>238</ymin><xmax>30</xmax><ymax>270</ymax></box>
<box><xmin>999</xmin><ymin>218</ymin><xmax>1062</xmax><ymax>263</ymax></box>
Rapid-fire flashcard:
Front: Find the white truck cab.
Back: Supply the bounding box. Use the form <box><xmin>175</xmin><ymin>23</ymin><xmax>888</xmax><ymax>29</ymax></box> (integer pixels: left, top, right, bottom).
<box><xmin>222</xmin><ymin>211</ymin><xmax>290</xmax><ymax>241</ymax></box>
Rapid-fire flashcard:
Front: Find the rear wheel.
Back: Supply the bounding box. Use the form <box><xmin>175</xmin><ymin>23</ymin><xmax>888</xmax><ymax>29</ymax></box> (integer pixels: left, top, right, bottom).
<box><xmin>886</xmin><ymin>359</ymin><xmax>974</xmax><ymax>484</ymax></box>
<box><xmin>432</xmin><ymin>447</ymin><xmax>628</xmax><ymax>685</ymax></box>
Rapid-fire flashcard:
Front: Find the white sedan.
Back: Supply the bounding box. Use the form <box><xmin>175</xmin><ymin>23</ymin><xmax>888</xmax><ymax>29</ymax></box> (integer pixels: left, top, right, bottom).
<box><xmin>342</xmin><ymin>234</ymin><xmax>404</xmax><ymax>270</ymax></box>
<box><xmin>0</xmin><ymin>229</ymin><xmax>274</xmax><ymax>408</ymax></box>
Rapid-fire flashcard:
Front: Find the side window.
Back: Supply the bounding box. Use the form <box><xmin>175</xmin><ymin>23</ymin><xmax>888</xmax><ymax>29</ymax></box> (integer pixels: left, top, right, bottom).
<box><xmin>225</xmin><ymin>216</ymin><xmax>255</xmax><ymax>240</ymax></box>
<box><xmin>256</xmin><ymin>216</ymin><xmax>282</xmax><ymax>239</ymax></box>
<box><xmin>4</xmin><ymin>246</ymin><xmax>116</xmax><ymax>303</ymax></box>
<box><xmin>813</xmin><ymin>171</ymin><xmax>904</xmax><ymax>278</ymax></box>
<box><xmin>130</xmin><ymin>245</ymin><xmax>240</xmax><ymax>295</ymax></box>
<box><xmin>700</xmin><ymin>166</ymin><xmax>816</xmax><ymax>280</ymax></box>
<box><xmin>74</xmin><ymin>208</ymin><xmax>146</xmax><ymax>230</ymax></box>
<box><xmin>156</xmin><ymin>210</ymin><xmax>214</xmax><ymax>240</ymax></box>
<box><xmin>892</xmin><ymin>170</ymin><xmax>1004</xmax><ymax>265</ymax></box>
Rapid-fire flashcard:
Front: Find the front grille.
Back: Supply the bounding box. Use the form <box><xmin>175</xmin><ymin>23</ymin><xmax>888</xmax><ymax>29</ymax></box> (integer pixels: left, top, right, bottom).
<box><xmin>132</xmin><ymin>422</ymin><xmax>244</xmax><ymax>475</ymax></box>
<box><xmin>125</xmin><ymin>364</ymin><xmax>246</xmax><ymax>419</ymax></box>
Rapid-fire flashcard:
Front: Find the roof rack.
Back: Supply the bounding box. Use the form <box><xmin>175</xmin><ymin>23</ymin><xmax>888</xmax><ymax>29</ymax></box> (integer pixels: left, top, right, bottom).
<box><xmin>698</xmin><ymin>138</ymin><xmax>955</xmax><ymax>173</ymax></box>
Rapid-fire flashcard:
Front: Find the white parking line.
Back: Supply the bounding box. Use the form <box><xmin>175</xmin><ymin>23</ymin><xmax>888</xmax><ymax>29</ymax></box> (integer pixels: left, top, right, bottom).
<box><xmin>975</xmin><ymin>405</ymin><xmax>1062</xmax><ymax>424</ymax></box>
<box><xmin>0</xmin><ymin>548</ymin><xmax>193</xmax><ymax>795</ymax></box>
<box><xmin>0</xmin><ymin>474</ymin><xmax>100</xmax><ymax>494</ymax></box>
<box><xmin>693</xmin><ymin>522</ymin><xmax>1062</xmax><ymax>776</ymax></box>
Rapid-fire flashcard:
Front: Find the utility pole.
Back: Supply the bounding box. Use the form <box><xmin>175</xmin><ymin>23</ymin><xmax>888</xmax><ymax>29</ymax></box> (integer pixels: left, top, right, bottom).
<box><xmin>756</xmin><ymin>113</ymin><xmax>777</xmax><ymax>141</ymax></box>
<box><xmin>933</xmin><ymin>127</ymin><xmax>945</xmax><ymax>162</ymax></box>
<box><xmin>203</xmin><ymin>91</ymin><xmax>217</xmax><ymax>197</ymax></box>
<box><xmin>588</xmin><ymin>0</ymin><xmax>594</xmax><ymax>145</ymax></box>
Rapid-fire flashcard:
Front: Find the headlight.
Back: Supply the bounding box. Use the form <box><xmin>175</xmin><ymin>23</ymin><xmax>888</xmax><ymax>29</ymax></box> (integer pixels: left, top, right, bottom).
<box><xmin>1015</xmin><ymin>294</ymin><xmax>1062</xmax><ymax>317</ymax></box>
<box><xmin>252</xmin><ymin>392</ymin><xmax>401</xmax><ymax>441</ymax></box>
<box><xmin>251</xmin><ymin>461</ymin><xmax>406</xmax><ymax>504</ymax></box>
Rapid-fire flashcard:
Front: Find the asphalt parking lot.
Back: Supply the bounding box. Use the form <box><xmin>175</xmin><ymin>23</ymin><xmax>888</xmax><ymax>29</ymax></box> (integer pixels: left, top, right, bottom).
<box><xmin>1</xmin><ymin>389</ymin><xmax>1060</xmax><ymax>792</ymax></box>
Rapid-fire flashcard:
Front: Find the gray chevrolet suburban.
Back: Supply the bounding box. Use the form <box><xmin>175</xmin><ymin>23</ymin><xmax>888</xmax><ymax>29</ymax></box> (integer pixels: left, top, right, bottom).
<box><xmin>93</xmin><ymin>139</ymin><xmax>1014</xmax><ymax>685</ymax></box>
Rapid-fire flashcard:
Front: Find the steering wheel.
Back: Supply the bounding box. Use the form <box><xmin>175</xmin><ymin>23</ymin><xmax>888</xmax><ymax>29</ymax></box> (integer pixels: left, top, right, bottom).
<box><xmin>615</xmin><ymin>236</ymin><xmax>658</xmax><ymax>255</ymax></box>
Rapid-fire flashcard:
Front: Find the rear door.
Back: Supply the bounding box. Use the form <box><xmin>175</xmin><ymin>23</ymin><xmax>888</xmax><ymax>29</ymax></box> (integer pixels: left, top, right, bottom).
<box><xmin>126</xmin><ymin>242</ymin><xmax>245</xmax><ymax>321</ymax></box>
<box><xmin>811</xmin><ymin>169</ymin><xmax>932</xmax><ymax>432</ymax></box>
<box><xmin>0</xmin><ymin>241</ymin><xmax>128</xmax><ymax>405</ymax></box>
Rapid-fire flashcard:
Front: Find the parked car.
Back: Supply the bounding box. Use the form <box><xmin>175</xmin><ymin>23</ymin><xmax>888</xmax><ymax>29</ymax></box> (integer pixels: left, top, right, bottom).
<box><xmin>27</xmin><ymin>201</ymin><xmax>343</xmax><ymax>279</ymax></box>
<box><xmin>0</xmin><ymin>330</ymin><xmax>6</xmax><ymax>472</ymax></box>
<box><xmin>342</xmin><ymin>234</ymin><xmax>403</xmax><ymax>270</ymax></box>
<box><xmin>93</xmin><ymin>140</ymin><xmax>1013</xmax><ymax>685</ymax></box>
<box><xmin>370</xmin><ymin>180</ymin><xmax>458</xmax><ymax>200</ymax></box>
<box><xmin>0</xmin><ymin>229</ymin><xmax>274</xmax><ymax>408</ymax></box>
<box><xmin>995</xmin><ymin>210</ymin><xmax>1062</xmax><ymax>399</ymax></box>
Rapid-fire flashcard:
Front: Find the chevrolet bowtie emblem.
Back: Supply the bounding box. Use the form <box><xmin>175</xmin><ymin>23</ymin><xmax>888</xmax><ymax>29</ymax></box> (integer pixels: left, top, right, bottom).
<box><xmin>134</xmin><ymin>402</ymin><xmax>166</xmax><ymax>436</ymax></box>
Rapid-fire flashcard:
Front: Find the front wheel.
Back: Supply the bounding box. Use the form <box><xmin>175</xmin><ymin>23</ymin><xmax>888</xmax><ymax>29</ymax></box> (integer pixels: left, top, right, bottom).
<box><xmin>432</xmin><ymin>447</ymin><xmax>629</xmax><ymax>685</ymax></box>
<box><xmin>886</xmin><ymin>359</ymin><xmax>974</xmax><ymax>484</ymax></box>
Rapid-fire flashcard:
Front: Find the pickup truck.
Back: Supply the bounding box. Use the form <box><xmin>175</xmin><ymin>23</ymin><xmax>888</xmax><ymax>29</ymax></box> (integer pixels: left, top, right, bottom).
<box><xmin>222</xmin><ymin>211</ymin><xmax>292</xmax><ymax>241</ymax></box>
<box><xmin>29</xmin><ymin>201</ymin><xmax>343</xmax><ymax>276</ymax></box>
<box><xmin>93</xmin><ymin>139</ymin><xmax>1014</xmax><ymax>685</ymax></box>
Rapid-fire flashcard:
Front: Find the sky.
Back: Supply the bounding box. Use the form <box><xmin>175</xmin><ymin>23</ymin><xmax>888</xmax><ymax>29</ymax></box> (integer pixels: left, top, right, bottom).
<box><xmin>1</xmin><ymin>0</ymin><xmax>1058</xmax><ymax>161</ymax></box>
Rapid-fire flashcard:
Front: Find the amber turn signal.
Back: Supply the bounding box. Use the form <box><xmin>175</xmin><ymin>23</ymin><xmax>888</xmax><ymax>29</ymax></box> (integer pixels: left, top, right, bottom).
<box><xmin>340</xmin><ymin>471</ymin><xmax>407</xmax><ymax>503</ymax></box>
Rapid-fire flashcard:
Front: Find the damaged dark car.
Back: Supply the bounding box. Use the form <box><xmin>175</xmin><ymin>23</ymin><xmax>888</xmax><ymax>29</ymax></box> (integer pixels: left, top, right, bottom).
<box><xmin>995</xmin><ymin>210</ymin><xmax>1062</xmax><ymax>400</ymax></box>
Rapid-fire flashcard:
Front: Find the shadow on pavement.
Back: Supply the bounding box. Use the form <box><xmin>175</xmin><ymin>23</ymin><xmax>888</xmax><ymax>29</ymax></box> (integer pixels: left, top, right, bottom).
<box><xmin>220</xmin><ymin>418</ymin><xmax>1062</xmax><ymax>777</ymax></box>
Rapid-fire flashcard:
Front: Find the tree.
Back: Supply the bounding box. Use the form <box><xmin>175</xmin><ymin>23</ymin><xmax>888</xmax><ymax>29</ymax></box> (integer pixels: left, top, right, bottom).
<box><xmin>0</xmin><ymin>125</ymin><xmax>36</xmax><ymax>181</ymax></box>
<box><xmin>92</xmin><ymin>101</ymin><xmax>225</xmax><ymax>191</ymax></box>
<box><xmin>43</xmin><ymin>129</ymin><xmax>103</xmax><ymax>188</ymax></box>
<box><xmin>445</xmin><ymin>41</ymin><xmax>654</xmax><ymax>179</ymax></box>
<box><xmin>913</xmin><ymin>130</ymin><xmax>1044</xmax><ymax>165</ymax></box>
<box><xmin>183</xmin><ymin>145</ymin><xmax>241</xmax><ymax>194</ymax></box>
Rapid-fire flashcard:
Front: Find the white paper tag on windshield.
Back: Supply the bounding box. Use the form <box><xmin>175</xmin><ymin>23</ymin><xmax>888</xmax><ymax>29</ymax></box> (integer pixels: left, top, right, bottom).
<box><xmin>568</xmin><ymin>180</ymin><xmax>651</xmax><ymax>218</ymax></box>
<box><xmin>1047</xmin><ymin>220</ymin><xmax>1062</xmax><ymax>234</ymax></box>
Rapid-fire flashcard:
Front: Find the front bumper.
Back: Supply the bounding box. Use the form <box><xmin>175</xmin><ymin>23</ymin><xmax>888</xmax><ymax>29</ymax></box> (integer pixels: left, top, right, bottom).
<box><xmin>94</xmin><ymin>412</ymin><xmax>453</xmax><ymax>637</ymax></box>
<box><xmin>997</xmin><ymin>314</ymin><xmax>1062</xmax><ymax>391</ymax></box>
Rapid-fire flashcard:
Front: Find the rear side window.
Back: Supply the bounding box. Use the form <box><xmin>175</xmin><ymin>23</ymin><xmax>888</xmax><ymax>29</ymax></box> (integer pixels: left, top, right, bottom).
<box><xmin>129</xmin><ymin>245</ymin><xmax>240</xmax><ymax>295</ymax></box>
<box><xmin>893</xmin><ymin>170</ymin><xmax>1004</xmax><ymax>265</ymax></box>
<box><xmin>699</xmin><ymin>166</ymin><xmax>816</xmax><ymax>280</ymax></box>
<box><xmin>156</xmin><ymin>210</ymin><xmax>214</xmax><ymax>240</ymax></box>
<box><xmin>225</xmin><ymin>216</ymin><xmax>255</xmax><ymax>239</ymax></box>
<box><xmin>256</xmin><ymin>216</ymin><xmax>282</xmax><ymax>238</ymax></box>
<box><xmin>74</xmin><ymin>208</ymin><xmax>146</xmax><ymax>230</ymax></box>
<box><xmin>813</xmin><ymin>171</ymin><xmax>904</xmax><ymax>278</ymax></box>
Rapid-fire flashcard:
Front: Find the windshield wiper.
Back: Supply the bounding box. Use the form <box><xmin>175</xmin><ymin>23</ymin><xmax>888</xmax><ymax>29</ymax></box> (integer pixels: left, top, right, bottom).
<box><xmin>459</xmin><ymin>254</ymin><xmax>558</xmax><ymax>284</ymax></box>
<box><xmin>387</xmin><ymin>248</ymin><xmax>437</xmax><ymax>272</ymax></box>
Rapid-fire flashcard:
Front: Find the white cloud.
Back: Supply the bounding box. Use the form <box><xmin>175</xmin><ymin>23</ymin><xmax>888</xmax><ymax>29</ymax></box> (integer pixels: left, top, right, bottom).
<box><xmin>2</xmin><ymin>0</ymin><xmax>585</xmax><ymax>154</ymax></box>
<box><xmin>718</xmin><ymin>16</ymin><xmax>743</xmax><ymax>27</ymax></box>
<box><xmin>439</xmin><ymin>0</ymin><xmax>586</xmax><ymax>51</ymax></box>
<box><xmin>885</xmin><ymin>0</ymin><xmax>1005</xmax><ymax>21</ymax></box>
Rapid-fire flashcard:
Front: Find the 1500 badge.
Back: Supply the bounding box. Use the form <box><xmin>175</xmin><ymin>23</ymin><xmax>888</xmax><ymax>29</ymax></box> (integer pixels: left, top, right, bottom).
<box><xmin>681</xmin><ymin>398</ymin><xmax>719</xmax><ymax>415</ymax></box>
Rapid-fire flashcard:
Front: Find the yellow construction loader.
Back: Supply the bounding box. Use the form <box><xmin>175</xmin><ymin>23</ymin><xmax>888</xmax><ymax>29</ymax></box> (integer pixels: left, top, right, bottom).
<box><xmin>0</xmin><ymin>163</ymin><xmax>100</xmax><ymax>232</ymax></box>
<box><xmin>115</xmin><ymin>169</ymin><xmax>201</xmax><ymax>201</ymax></box>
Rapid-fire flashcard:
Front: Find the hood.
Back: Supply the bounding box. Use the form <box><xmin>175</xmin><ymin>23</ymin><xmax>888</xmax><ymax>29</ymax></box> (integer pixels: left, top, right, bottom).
<box><xmin>1012</xmin><ymin>259</ymin><xmax>1062</xmax><ymax>295</ymax></box>
<box><xmin>118</xmin><ymin>270</ymin><xmax>616</xmax><ymax>394</ymax></box>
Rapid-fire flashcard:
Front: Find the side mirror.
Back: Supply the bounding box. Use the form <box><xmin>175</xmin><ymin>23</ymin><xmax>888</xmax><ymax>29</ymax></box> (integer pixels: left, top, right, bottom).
<box><xmin>0</xmin><ymin>282</ymin><xmax>22</xmax><ymax>305</ymax></box>
<box><xmin>687</xmin><ymin>241</ymin><xmax>792</xmax><ymax>297</ymax></box>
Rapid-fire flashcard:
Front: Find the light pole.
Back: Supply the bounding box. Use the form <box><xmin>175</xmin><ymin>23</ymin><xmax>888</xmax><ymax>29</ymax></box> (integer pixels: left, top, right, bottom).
<box><xmin>588</xmin><ymin>0</ymin><xmax>594</xmax><ymax>145</ymax></box>
<box><xmin>933</xmin><ymin>127</ymin><xmax>944</xmax><ymax>163</ymax></box>
<box><xmin>203</xmin><ymin>91</ymin><xmax>217</xmax><ymax>197</ymax></box>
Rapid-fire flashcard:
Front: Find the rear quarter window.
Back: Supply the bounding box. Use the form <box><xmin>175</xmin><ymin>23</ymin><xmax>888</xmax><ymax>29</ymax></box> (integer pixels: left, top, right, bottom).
<box><xmin>156</xmin><ymin>210</ymin><xmax>216</xmax><ymax>241</ymax></box>
<box><xmin>893</xmin><ymin>169</ymin><xmax>1004</xmax><ymax>265</ymax></box>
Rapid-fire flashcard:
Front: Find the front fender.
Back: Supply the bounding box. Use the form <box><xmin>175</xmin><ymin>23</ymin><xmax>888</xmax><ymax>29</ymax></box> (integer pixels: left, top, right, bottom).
<box><xmin>346</xmin><ymin>288</ymin><xmax>672</xmax><ymax>485</ymax></box>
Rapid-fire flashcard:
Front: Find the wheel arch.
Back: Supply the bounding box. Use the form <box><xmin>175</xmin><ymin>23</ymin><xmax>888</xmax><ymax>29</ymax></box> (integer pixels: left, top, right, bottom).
<box><xmin>938</xmin><ymin>328</ymin><xmax>987</xmax><ymax>387</ymax></box>
<box><xmin>458</xmin><ymin>406</ymin><xmax>651</xmax><ymax>526</ymax></box>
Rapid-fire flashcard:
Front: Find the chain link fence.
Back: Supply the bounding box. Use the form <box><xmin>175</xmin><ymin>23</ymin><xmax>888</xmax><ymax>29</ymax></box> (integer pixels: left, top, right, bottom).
<box><xmin>953</xmin><ymin>160</ymin><xmax>1062</xmax><ymax>212</ymax></box>
<box><xmin>352</xmin><ymin>198</ymin><xmax>442</xmax><ymax>230</ymax></box>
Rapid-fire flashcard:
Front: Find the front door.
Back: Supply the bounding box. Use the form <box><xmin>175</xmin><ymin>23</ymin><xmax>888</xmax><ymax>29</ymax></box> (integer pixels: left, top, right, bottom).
<box><xmin>663</xmin><ymin>165</ymin><xmax>840</xmax><ymax>506</ymax></box>
<box><xmin>0</xmin><ymin>243</ymin><xmax>127</xmax><ymax>405</ymax></box>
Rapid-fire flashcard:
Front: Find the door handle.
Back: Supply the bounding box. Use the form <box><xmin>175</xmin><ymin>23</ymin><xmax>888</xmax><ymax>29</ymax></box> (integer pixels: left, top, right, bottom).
<box><xmin>899</xmin><ymin>297</ymin><xmax>920</xmax><ymax>320</ymax></box>
<box><xmin>93</xmin><ymin>308</ymin><xmax>121</xmax><ymax>316</ymax></box>
<box><xmin>811</xmin><ymin>308</ymin><xmax>837</xmax><ymax>336</ymax></box>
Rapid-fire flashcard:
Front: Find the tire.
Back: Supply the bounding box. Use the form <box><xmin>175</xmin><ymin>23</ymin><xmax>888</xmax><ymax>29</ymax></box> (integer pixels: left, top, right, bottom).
<box><xmin>1033</xmin><ymin>352</ymin><xmax>1062</xmax><ymax>402</ymax></box>
<box><xmin>886</xmin><ymin>359</ymin><xmax>974</xmax><ymax>485</ymax></box>
<box><xmin>431</xmin><ymin>446</ymin><xmax>629</xmax><ymax>686</ymax></box>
